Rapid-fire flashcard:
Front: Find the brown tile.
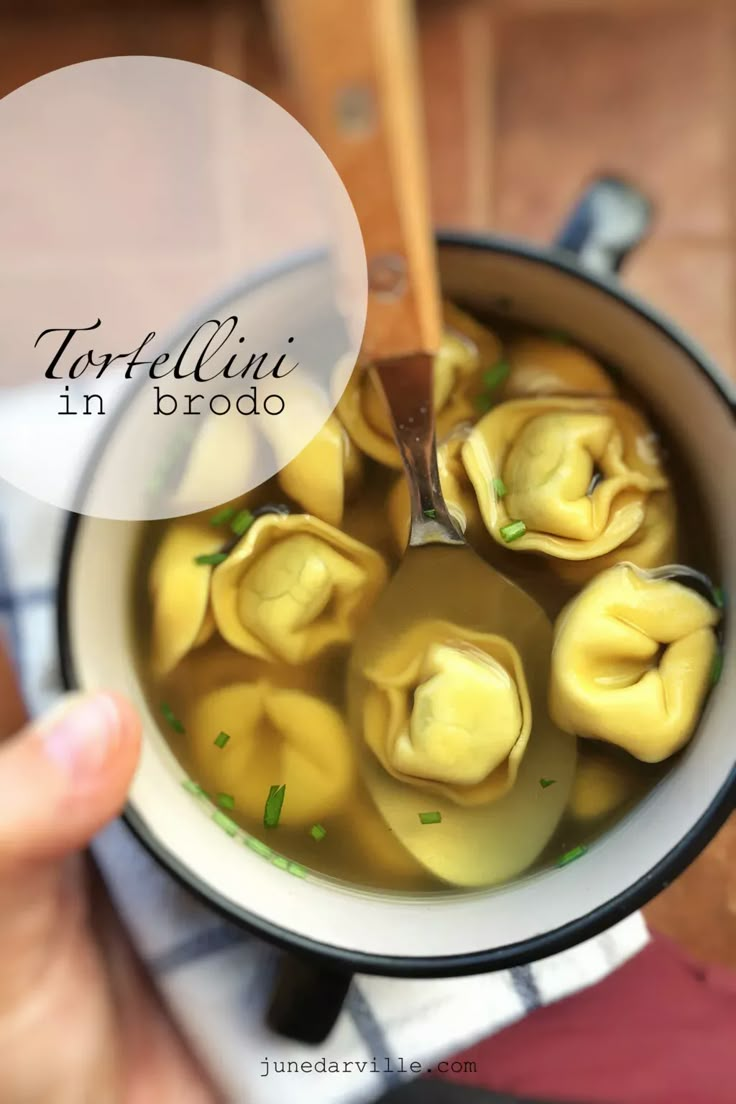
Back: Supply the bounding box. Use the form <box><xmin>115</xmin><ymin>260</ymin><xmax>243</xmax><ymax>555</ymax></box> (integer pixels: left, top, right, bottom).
<box><xmin>644</xmin><ymin>814</ymin><xmax>736</xmax><ymax>969</ymax></box>
<box><xmin>493</xmin><ymin>3</ymin><xmax>731</xmax><ymax>242</ymax></box>
<box><xmin>624</xmin><ymin>240</ymin><xmax>736</xmax><ymax>380</ymax></box>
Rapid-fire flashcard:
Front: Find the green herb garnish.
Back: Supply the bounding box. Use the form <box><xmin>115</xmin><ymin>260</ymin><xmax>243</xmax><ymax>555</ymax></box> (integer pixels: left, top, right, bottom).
<box><xmin>161</xmin><ymin>701</ymin><xmax>185</xmax><ymax>734</ymax></box>
<box><xmin>181</xmin><ymin>779</ymin><xmax>203</xmax><ymax>795</ymax></box>
<box><xmin>419</xmin><ymin>811</ymin><xmax>442</xmax><ymax>825</ymax></box>
<box><xmin>423</xmin><ymin>508</ymin><xmax>437</xmax><ymax>520</ymax></box>
<box><xmin>214</xmin><ymin>730</ymin><xmax>230</xmax><ymax>749</ymax></box>
<box><xmin>212</xmin><ymin>810</ymin><xmax>238</xmax><ymax>836</ymax></box>
<box><xmin>482</xmin><ymin>360</ymin><xmax>511</xmax><ymax>389</ymax></box>
<box><xmin>288</xmin><ymin>862</ymin><xmax>308</xmax><ymax>879</ymax></box>
<box><xmin>310</xmin><ymin>824</ymin><xmax>327</xmax><ymax>842</ymax></box>
<box><xmin>245</xmin><ymin>836</ymin><xmax>272</xmax><ymax>858</ymax></box>
<box><xmin>194</xmin><ymin>552</ymin><xmax>228</xmax><ymax>566</ymax></box>
<box><xmin>217</xmin><ymin>792</ymin><xmax>235</xmax><ymax>810</ymax></box>
<box><xmin>209</xmin><ymin>505</ymin><xmax>236</xmax><ymax>527</ymax></box>
<box><xmin>539</xmin><ymin>778</ymin><xmax>556</xmax><ymax>789</ymax></box>
<box><xmin>264</xmin><ymin>784</ymin><xmax>286</xmax><ymax>828</ymax></box>
<box><xmin>556</xmin><ymin>844</ymin><xmax>587</xmax><ymax>867</ymax></box>
<box><xmin>272</xmin><ymin>855</ymin><xmax>289</xmax><ymax>871</ymax></box>
<box><xmin>474</xmin><ymin>392</ymin><xmax>494</xmax><ymax>414</ymax></box>
<box><xmin>500</xmin><ymin>519</ymin><xmax>526</xmax><ymax>542</ymax></box>
<box><xmin>713</xmin><ymin>585</ymin><xmax>725</xmax><ymax>609</ymax></box>
<box><xmin>231</xmin><ymin>508</ymin><xmax>255</xmax><ymax>536</ymax></box>
<box><xmin>492</xmin><ymin>477</ymin><xmax>507</xmax><ymax>498</ymax></box>
<box><xmin>711</xmin><ymin>650</ymin><xmax>723</xmax><ymax>686</ymax></box>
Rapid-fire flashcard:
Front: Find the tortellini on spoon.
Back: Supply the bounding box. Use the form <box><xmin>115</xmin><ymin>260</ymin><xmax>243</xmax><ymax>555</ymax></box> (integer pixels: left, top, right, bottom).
<box><xmin>337</xmin><ymin>303</ymin><xmax>502</xmax><ymax>468</ymax></box>
<box><xmin>463</xmin><ymin>396</ymin><xmax>675</xmax><ymax>582</ymax></box>
<box><xmin>549</xmin><ymin>563</ymin><xmax>721</xmax><ymax>762</ymax></box>
<box><xmin>188</xmin><ymin>682</ymin><xmax>355</xmax><ymax>825</ymax></box>
<box><xmin>361</xmin><ymin>620</ymin><xmax>533</xmax><ymax>806</ymax></box>
<box><xmin>211</xmin><ymin>513</ymin><xmax>387</xmax><ymax>663</ymax></box>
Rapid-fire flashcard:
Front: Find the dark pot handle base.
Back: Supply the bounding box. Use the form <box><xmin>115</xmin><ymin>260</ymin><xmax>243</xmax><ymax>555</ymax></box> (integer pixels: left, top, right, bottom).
<box><xmin>267</xmin><ymin>952</ymin><xmax>353</xmax><ymax>1044</ymax></box>
<box><xmin>553</xmin><ymin>175</ymin><xmax>653</xmax><ymax>275</ymax></box>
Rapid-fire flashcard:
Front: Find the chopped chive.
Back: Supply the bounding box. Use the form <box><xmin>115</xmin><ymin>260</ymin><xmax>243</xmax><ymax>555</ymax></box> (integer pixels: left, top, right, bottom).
<box><xmin>245</xmin><ymin>836</ymin><xmax>272</xmax><ymax>858</ymax></box>
<box><xmin>264</xmin><ymin>783</ymin><xmax>286</xmax><ymax>828</ymax></box>
<box><xmin>474</xmin><ymin>391</ymin><xmax>494</xmax><ymax>414</ymax></box>
<box><xmin>310</xmin><ymin>823</ymin><xmax>327</xmax><ymax>842</ymax></box>
<box><xmin>161</xmin><ymin>701</ymin><xmax>185</xmax><ymax>734</ymax></box>
<box><xmin>712</xmin><ymin>585</ymin><xmax>725</xmax><ymax>609</ymax></box>
<box><xmin>217</xmin><ymin>792</ymin><xmax>235</xmax><ymax>810</ymax></box>
<box><xmin>539</xmin><ymin>778</ymin><xmax>556</xmax><ymax>789</ymax></box>
<box><xmin>209</xmin><ymin>505</ymin><xmax>236</xmax><ymax>527</ymax></box>
<box><xmin>482</xmin><ymin>360</ymin><xmax>511</xmax><ymax>389</ymax></box>
<box><xmin>492</xmin><ymin>476</ymin><xmax>507</xmax><ymax>498</ymax></box>
<box><xmin>556</xmin><ymin>844</ymin><xmax>587</xmax><ymax>867</ymax></box>
<box><xmin>181</xmin><ymin>778</ymin><xmax>203</xmax><ymax>795</ymax></box>
<box><xmin>419</xmin><ymin>810</ymin><xmax>442</xmax><ymax>825</ymax></box>
<box><xmin>214</xmin><ymin>730</ymin><xmax>230</xmax><ymax>749</ymax></box>
<box><xmin>194</xmin><ymin>551</ymin><xmax>228</xmax><ymax>566</ymax></box>
<box><xmin>231</xmin><ymin>508</ymin><xmax>255</xmax><ymax>536</ymax></box>
<box><xmin>212</xmin><ymin>810</ymin><xmax>238</xmax><ymax>836</ymax></box>
<box><xmin>423</xmin><ymin>508</ymin><xmax>437</xmax><ymax>520</ymax></box>
<box><xmin>272</xmin><ymin>855</ymin><xmax>289</xmax><ymax>871</ymax></box>
<box><xmin>711</xmin><ymin>650</ymin><xmax>723</xmax><ymax>686</ymax></box>
<box><xmin>288</xmin><ymin>862</ymin><xmax>308</xmax><ymax>879</ymax></box>
<box><xmin>500</xmin><ymin>519</ymin><xmax>526</xmax><ymax>543</ymax></box>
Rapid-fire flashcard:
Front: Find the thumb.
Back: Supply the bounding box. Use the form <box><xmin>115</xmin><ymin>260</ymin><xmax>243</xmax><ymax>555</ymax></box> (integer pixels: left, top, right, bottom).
<box><xmin>0</xmin><ymin>691</ymin><xmax>141</xmax><ymax>871</ymax></box>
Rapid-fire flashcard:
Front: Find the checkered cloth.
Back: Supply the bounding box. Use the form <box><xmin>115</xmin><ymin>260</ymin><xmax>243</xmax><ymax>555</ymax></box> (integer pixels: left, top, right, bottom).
<box><xmin>0</xmin><ymin>479</ymin><xmax>649</xmax><ymax>1104</ymax></box>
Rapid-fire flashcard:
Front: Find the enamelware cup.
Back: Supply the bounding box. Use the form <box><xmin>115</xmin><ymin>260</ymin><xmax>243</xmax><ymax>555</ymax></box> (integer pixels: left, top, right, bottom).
<box><xmin>58</xmin><ymin>179</ymin><xmax>735</xmax><ymax>1042</ymax></box>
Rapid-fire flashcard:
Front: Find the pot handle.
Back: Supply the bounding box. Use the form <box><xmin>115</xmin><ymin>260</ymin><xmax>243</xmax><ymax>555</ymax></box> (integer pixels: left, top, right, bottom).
<box><xmin>553</xmin><ymin>175</ymin><xmax>653</xmax><ymax>276</ymax></box>
<box><xmin>266</xmin><ymin>952</ymin><xmax>353</xmax><ymax>1043</ymax></box>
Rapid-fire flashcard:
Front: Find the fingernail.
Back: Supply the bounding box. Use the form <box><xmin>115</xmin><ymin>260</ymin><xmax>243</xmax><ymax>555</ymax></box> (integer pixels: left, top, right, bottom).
<box><xmin>41</xmin><ymin>693</ymin><xmax>122</xmax><ymax>779</ymax></box>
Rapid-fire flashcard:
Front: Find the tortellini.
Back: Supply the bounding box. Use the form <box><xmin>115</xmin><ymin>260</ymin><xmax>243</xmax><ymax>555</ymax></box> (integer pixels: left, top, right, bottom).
<box><xmin>211</xmin><ymin>513</ymin><xmax>387</xmax><ymax>663</ymax></box>
<box><xmin>387</xmin><ymin>430</ymin><xmax>484</xmax><ymax>552</ymax></box>
<box><xmin>549</xmin><ymin>563</ymin><xmax>720</xmax><ymax>762</ymax></box>
<box><xmin>568</xmin><ymin>748</ymin><xmax>642</xmax><ymax>822</ymax></box>
<box><xmin>463</xmin><ymin>396</ymin><xmax>674</xmax><ymax>580</ymax></box>
<box><xmin>504</xmin><ymin>336</ymin><xmax>616</xmax><ymax>400</ymax></box>
<box><xmin>337</xmin><ymin>303</ymin><xmax>502</xmax><ymax>468</ymax></box>
<box><xmin>276</xmin><ymin>414</ymin><xmax>362</xmax><ymax>527</ymax></box>
<box><xmin>361</xmin><ymin>619</ymin><xmax>532</xmax><ymax>806</ymax></box>
<box><xmin>189</xmin><ymin>682</ymin><xmax>355</xmax><ymax>825</ymax></box>
<box><xmin>148</xmin><ymin>520</ymin><xmax>220</xmax><ymax>677</ymax></box>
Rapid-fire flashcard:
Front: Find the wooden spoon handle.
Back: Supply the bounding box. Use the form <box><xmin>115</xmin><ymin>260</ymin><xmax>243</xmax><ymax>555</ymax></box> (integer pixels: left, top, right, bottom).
<box><xmin>271</xmin><ymin>0</ymin><xmax>442</xmax><ymax>361</ymax></box>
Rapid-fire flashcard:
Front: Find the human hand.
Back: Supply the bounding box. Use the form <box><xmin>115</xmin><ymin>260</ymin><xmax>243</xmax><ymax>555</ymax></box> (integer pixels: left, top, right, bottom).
<box><xmin>0</xmin><ymin>647</ymin><xmax>219</xmax><ymax>1103</ymax></box>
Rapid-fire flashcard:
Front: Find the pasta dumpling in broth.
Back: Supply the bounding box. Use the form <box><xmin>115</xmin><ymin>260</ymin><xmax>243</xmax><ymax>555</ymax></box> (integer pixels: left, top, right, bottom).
<box><xmin>549</xmin><ymin>563</ymin><xmax>721</xmax><ymax>762</ymax></box>
<box><xmin>276</xmin><ymin>414</ymin><xmax>362</xmax><ymax>527</ymax></box>
<box><xmin>463</xmin><ymin>396</ymin><xmax>674</xmax><ymax>580</ymax></box>
<box><xmin>503</xmin><ymin>336</ymin><xmax>616</xmax><ymax>400</ymax></box>
<box><xmin>148</xmin><ymin>520</ymin><xmax>221</xmax><ymax>677</ymax></box>
<box><xmin>211</xmin><ymin>513</ymin><xmax>387</xmax><ymax>663</ymax></box>
<box><xmin>361</xmin><ymin>619</ymin><xmax>532</xmax><ymax>806</ymax></box>
<box><xmin>189</xmin><ymin>682</ymin><xmax>355</xmax><ymax>826</ymax></box>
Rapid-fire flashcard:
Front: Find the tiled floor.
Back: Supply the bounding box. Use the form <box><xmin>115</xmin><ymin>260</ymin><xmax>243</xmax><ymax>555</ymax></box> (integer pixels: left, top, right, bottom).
<box><xmin>1</xmin><ymin>0</ymin><xmax>734</xmax><ymax>964</ymax></box>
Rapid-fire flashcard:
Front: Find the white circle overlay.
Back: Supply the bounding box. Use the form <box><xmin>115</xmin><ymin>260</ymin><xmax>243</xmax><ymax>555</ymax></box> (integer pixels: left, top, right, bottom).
<box><xmin>0</xmin><ymin>57</ymin><xmax>367</xmax><ymax>519</ymax></box>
